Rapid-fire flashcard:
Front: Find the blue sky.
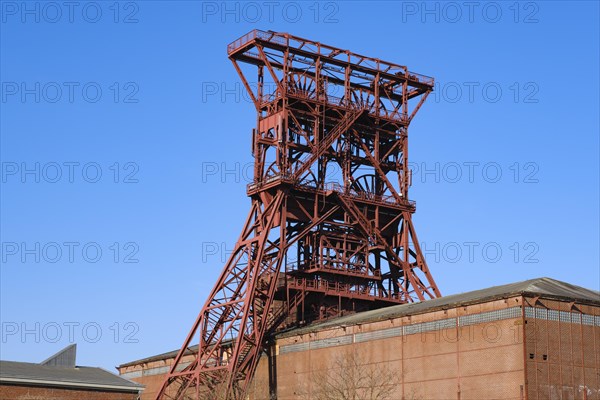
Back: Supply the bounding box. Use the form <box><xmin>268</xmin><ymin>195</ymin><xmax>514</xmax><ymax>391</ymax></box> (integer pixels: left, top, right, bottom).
<box><xmin>1</xmin><ymin>1</ymin><xmax>598</xmax><ymax>371</ymax></box>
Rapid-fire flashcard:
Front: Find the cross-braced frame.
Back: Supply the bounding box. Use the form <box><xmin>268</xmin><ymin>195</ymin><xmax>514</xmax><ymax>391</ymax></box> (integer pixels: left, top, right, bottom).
<box><xmin>156</xmin><ymin>30</ymin><xmax>441</xmax><ymax>400</ymax></box>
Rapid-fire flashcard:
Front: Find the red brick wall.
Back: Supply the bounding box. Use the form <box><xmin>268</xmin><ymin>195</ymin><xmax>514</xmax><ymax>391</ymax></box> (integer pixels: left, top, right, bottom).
<box><xmin>0</xmin><ymin>384</ymin><xmax>140</xmax><ymax>400</ymax></box>
<box><xmin>123</xmin><ymin>375</ymin><xmax>163</xmax><ymax>400</ymax></box>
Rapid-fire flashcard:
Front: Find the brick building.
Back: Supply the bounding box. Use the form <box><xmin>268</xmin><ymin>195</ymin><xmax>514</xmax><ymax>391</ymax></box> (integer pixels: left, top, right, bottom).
<box><xmin>118</xmin><ymin>277</ymin><xmax>600</xmax><ymax>400</ymax></box>
<box><xmin>1</xmin><ymin>344</ymin><xmax>143</xmax><ymax>400</ymax></box>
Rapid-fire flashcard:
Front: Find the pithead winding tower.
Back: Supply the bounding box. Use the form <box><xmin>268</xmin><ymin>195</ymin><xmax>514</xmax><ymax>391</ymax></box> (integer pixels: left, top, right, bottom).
<box><xmin>156</xmin><ymin>30</ymin><xmax>441</xmax><ymax>400</ymax></box>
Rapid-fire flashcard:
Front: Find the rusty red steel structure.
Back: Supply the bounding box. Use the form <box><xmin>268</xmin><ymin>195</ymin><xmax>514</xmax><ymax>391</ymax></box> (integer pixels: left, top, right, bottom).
<box><xmin>156</xmin><ymin>30</ymin><xmax>441</xmax><ymax>400</ymax></box>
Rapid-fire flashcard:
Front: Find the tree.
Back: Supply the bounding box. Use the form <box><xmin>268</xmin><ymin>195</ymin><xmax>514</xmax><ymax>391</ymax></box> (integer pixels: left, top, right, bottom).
<box><xmin>299</xmin><ymin>350</ymin><xmax>402</xmax><ymax>400</ymax></box>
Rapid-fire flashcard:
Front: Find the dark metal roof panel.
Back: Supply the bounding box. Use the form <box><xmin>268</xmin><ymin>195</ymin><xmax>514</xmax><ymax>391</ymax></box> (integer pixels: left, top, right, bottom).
<box><xmin>40</xmin><ymin>344</ymin><xmax>76</xmax><ymax>368</ymax></box>
<box><xmin>277</xmin><ymin>277</ymin><xmax>600</xmax><ymax>337</ymax></box>
<box><xmin>0</xmin><ymin>361</ymin><xmax>143</xmax><ymax>390</ymax></box>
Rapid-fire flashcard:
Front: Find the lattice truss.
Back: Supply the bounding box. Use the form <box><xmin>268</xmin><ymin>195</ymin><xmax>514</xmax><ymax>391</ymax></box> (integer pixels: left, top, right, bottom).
<box><xmin>156</xmin><ymin>30</ymin><xmax>441</xmax><ymax>400</ymax></box>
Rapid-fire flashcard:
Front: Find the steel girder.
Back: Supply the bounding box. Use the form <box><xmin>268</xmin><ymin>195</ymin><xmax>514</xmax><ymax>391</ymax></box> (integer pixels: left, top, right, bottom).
<box><xmin>156</xmin><ymin>30</ymin><xmax>441</xmax><ymax>400</ymax></box>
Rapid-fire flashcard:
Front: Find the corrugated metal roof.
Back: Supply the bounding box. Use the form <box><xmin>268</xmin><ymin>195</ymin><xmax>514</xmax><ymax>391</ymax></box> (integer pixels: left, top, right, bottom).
<box><xmin>118</xmin><ymin>277</ymin><xmax>599</xmax><ymax>367</ymax></box>
<box><xmin>278</xmin><ymin>277</ymin><xmax>599</xmax><ymax>337</ymax></box>
<box><xmin>0</xmin><ymin>360</ymin><xmax>143</xmax><ymax>391</ymax></box>
<box><xmin>40</xmin><ymin>344</ymin><xmax>76</xmax><ymax>367</ymax></box>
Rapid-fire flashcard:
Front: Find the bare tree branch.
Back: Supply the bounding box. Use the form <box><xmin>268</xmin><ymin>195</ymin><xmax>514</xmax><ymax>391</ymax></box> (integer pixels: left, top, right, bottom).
<box><xmin>298</xmin><ymin>350</ymin><xmax>408</xmax><ymax>400</ymax></box>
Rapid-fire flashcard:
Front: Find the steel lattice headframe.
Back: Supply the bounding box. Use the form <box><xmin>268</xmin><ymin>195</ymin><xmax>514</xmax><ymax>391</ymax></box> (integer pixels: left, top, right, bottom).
<box><xmin>156</xmin><ymin>30</ymin><xmax>441</xmax><ymax>400</ymax></box>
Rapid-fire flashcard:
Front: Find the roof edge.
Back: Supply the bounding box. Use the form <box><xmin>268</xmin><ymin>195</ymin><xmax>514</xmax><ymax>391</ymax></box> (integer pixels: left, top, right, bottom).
<box><xmin>275</xmin><ymin>276</ymin><xmax>599</xmax><ymax>338</ymax></box>
<box><xmin>118</xmin><ymin>276</ymin><xmax>599</xmax><ymax>366</ymax></box>
<box><xmin>0</xmin><ymin>376</ymin><xmax>144</xmax><ymax>392</ymax></box>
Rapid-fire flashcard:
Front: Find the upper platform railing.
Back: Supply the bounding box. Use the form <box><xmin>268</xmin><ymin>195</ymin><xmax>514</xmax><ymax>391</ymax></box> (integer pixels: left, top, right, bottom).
<box><xmin>227</xmin><ymin>30</ymin><xmax>434</xmax><ymax>88</ymax></box>
<box><xmin>246</xmin><ymin>176</ymin><xmax>415</xmax><ymax>209</ymax></box>
<box><xmin>227</xmin><ymin>30</ymin><xmax>284</xmax><ymax>54</ymax></box>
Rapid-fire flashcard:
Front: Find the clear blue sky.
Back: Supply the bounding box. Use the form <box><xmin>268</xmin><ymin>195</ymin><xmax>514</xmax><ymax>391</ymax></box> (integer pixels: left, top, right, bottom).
<box><xmin>1</xmin><ymin>1</ymin><xmax>598</xmax><ymax>371</ymax></box>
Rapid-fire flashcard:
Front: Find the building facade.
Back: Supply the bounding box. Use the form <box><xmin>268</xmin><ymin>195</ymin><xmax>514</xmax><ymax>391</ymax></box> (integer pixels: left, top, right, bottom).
<box><xmin>118</xmin><ymin>278</ymin><xmax>600</xmax><ymax>400</ymax></box>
